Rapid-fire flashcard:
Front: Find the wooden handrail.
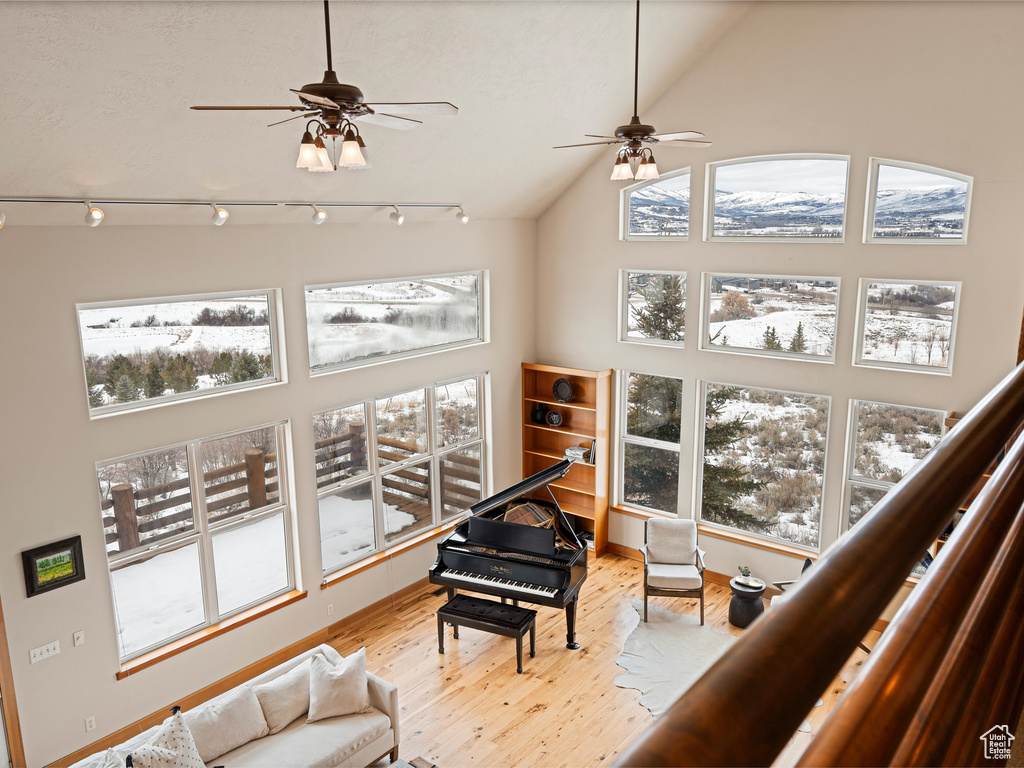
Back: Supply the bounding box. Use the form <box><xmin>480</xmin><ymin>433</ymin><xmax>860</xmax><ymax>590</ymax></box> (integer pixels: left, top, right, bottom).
<box><xmin>615</xmin><ymin>362</ymin><xmax>1024</xmax><ymax>768</ymax></box>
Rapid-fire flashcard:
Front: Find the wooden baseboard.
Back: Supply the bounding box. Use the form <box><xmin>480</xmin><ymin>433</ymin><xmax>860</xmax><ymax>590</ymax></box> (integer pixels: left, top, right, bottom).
<box><xmin>606</xmin><ymin>541</ymin><xmax>642</xmax><ymax>561</ymax></box>
<box><xmin>48</xmin><ymin>578</ymin><xmax>435</xmax><ymax>768</ymax></box>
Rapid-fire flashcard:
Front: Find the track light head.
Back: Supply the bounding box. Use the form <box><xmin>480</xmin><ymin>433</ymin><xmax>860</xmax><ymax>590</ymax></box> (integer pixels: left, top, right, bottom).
<box><xmin>311</xmin><ymin>204</ymin><xmax>328</xmax><ymax>225</ymax></box>
<box><xmin>211</xmin><ymin>204</ymin><xmax>229</xmax><ymax>226</ymax></box>
<box><xmin>84</xmin><ymin>202</ymin><xmax>104</xmax><ymax>227</ymax></box>
<box><xmin>455</xmin><ymin>206</ymin><xmax>469</xmax><ymax>224</ymax></box>
<box><xmin>0</xmin><ymin>211</ymin><xmax>5</xmax><ymax>230</ymax></box>
<box><xmin>389</xmin><ymin>205</ymin><xmax>405</xmax><ymax>226</ymax></box>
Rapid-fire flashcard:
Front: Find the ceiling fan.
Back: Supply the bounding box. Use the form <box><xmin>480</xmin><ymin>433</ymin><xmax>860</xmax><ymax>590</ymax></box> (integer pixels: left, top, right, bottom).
<box><xmin>554</xmin><ymin>0</ymin><xmax>710</xmax><ymax>181</ymax></box>
<box><xmin>191</xmin><ymin>0</ymin><xmax>457</xmax><ymax>172</ymax></box>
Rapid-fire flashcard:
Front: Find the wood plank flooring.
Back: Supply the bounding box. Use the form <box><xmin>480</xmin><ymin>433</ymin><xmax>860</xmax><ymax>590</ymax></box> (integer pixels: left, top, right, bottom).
<box><xmin>329</xmin><ymin>554</ymin><xmax>877</xmax><ymax>768</ymax></box>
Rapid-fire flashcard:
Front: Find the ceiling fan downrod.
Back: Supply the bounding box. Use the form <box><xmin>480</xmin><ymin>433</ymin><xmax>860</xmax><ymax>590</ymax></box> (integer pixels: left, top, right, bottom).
<box><xmin>324</xmin><ymin>0</ymin><xmax>333</xmax><ymax>72</ymax></box>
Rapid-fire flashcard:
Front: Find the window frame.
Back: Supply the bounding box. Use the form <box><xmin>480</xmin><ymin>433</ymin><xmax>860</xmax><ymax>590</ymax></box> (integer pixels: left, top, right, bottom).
<box><xmin>863</xmin><ymin>158</ymin><xmax>973</xmax><ymax>245</ymax></box>
<box><xmin>703</xmin><ymin>153</ymin><xmax>851</xmax><ymax>243</ymax></box>
<box><xmin>615</xmin><ymin>369</ymin><xmax>684</xmax><ymax>517</ymax></box>
<box><xmin>853</xmin><ymin>277</ymin><xmax>962</xmax><ymax>375</ymax></box>
<box><xmin>699</xmin><ymin>271</ymin><xmax>841</xmax><ymax>363</ymax></box>
<box><xmin>100</xmin><ymin>420</ymin><xmax>295</xmax><ymax>662</ymax></box>
<box><xmin>78</xmin><ymin>289</ymin><xmax>284</xmax><ymax>419</ymax></box>
<box><xmin>617</xmin><ymin>269</ymin><xmax>687</xmax><ymax>349</ymax></box>
<box><xmin>619</xmin><ymin>167</ymin><xmax>691</xmax><ymax>241</ymax></box>
<box><xmin>304</xmin><ymin>271</ymin><xmax>488</xmax><ymax>376</ymax></box>
<box><xmin>314</xmin><ymin>373</ymin><xmax>488</xmax><ymax>577</ymax></box>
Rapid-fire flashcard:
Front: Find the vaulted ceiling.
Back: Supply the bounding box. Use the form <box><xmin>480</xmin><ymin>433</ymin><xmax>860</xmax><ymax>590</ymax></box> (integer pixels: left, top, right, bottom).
<box><xmin>0</xmin><ymin>1</ymin><xmax>750</xmax><ymax>225</ymax></box>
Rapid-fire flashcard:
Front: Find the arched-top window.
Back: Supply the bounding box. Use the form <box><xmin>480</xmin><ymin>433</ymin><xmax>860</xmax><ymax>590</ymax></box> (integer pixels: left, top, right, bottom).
<box><xmin>864</xmin><ymin>159</ymin><xmax>972</xmax><ymax>243</ymax></box>
<box><xmin>620</xmin><ymin>168</ymin><xmax>690</xmax><ymax>240</ymax></box>
<box><xmin>704</xmin><ymin>154</ymin><xmax>850</xmax><ymax>242</ymax></box>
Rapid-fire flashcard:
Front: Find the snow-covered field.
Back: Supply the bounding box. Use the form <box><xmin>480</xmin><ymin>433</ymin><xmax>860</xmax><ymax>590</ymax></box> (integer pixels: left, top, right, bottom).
<box><xmin>81</xmin><ymin>325</ymin><xmax>270</xmax><ymax>358</ymax></box>
<box><xmin>860</xmin><ymin>311</ymin><xmax>951</xmax><ymax>367</ymax></box>
<box><xmin>318</xmin><ymin>489</ymin><xmax>416</xmax><ymax>573</ymax></box>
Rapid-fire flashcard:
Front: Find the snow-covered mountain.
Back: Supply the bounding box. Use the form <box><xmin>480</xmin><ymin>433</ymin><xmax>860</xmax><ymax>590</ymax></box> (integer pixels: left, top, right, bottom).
<box><xmin>714</xmin><ymin>190</ymin><xmax>847</xmax><ymax>218</ymax></box>
<box><xmin>873</xmin><ymin>184</ymin><xmax>966</xmax><ymax>215</ymax></box>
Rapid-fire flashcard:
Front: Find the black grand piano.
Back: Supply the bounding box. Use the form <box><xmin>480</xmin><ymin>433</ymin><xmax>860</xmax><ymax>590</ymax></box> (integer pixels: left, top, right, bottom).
<box><xmin>429</xmin><ymin>456</ymin><xmax>589</xmax><ymax>649</ymax></box>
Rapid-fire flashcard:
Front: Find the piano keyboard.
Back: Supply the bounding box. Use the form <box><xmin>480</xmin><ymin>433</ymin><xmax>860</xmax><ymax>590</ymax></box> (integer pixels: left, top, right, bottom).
<box><xmin>442</xmin><ymin>568</ymin><xmax>559</xmax><ymax>598</ymax></box>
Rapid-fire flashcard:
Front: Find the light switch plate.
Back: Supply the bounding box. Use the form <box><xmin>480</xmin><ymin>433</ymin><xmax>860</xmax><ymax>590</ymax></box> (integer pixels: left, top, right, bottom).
<box><xmin>30</xmin><ymin>640</ymin><xmax>60</xmax><ymax>663</ymax></box>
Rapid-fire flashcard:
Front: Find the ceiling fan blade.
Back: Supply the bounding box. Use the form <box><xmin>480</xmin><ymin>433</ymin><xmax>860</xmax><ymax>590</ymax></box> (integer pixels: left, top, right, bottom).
<box><xmin>354</xmin><ymin>112</ymin><xmax>423</xmax><ymax>130</ymax></box>
<box><xmin>553</xmin><ymin>140</ymin><xmax>623</xmax><ymax>149</ymax></box>
<box><xmin>267</xmin><ymin>112</ymin><xmax>320</xmax><ymax>127</ymax></box>
<box><xmin>584</xmin><ymin>134</ymin><xmax>619</xmax><ymax>139</ymax></box>
<box><xmin>650</xmin><ymin>131</ymin><xmax>706</xmax><ymax>141</ymax></box>
<box><xmin>289</xmin><ymin>89</ymin><xmax>341</xmax><ymax>109</ymax></box>
<box><xmin>363</xmin><ymin>102</ymin><xmax>458</xmax><ymax>116</ymax></box>
<box><xmin>191</xmin><ymin>105</ymin><xmax>308</xmax><ymax>111</ymax></box>
<box><xmin>654</xmin><ymin>139</ymin><xmax>713</xmax><ymax>148</ymax></box>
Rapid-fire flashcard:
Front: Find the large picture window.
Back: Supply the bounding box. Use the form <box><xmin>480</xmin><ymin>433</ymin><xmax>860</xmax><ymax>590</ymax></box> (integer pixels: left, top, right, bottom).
<box><xmin>855</xmin><ymin>279</ymin><xmax>961</xmax><ymax>374</ymax></box>
<box><xmin>621</xmin><ymin>169</ymin><xmax>690</xmax><ymax>240</ymax></box>
<box><xmin>702</xmin><ymin>274</ymin><xmax>839</xmax><ymax>361</ymax></box>
<box><xmin>618</xmin><ymin>372</ymin><xmax>683</xmax><ymax>515</ymax></box>
<box><xmin>78</xmin><ymin>291</ymin><xmax>279</xmax><ymax>416</ymax></box>
<box><xmin>698</xmin><ymin>383</ymin><xmax>830</xmax><ymax>549</ymax></box>
<box><xmin>314</xmin><ymin>375</ymin><xmax>487</xmax><ymax>576</ymax></box>
<box><xmin>864</xmin><ymin>159</ymin><xmax>972</xmax><ymax>243</ymax></box>
<box><xmin>305</xmin><ymin>273</ymin><xmax>485</xmax><ymax>373</ymax></box>
<box><xmin>97</xmin><ymin>423</ymin><xmax>293</xmax><ymax>660</ymax></box>
<box><xmin>619</xmin><ymin>271</ymin><xmax>686</xmax><ymax>347</ymax></box>
<box><xmin>705</xmin><ymin>155</ymin><xmax>850</xmax><ymax>242</ymax></box>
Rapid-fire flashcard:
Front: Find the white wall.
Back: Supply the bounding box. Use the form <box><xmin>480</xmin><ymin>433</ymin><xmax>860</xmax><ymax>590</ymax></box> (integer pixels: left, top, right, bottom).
<box><xmin>0</xmin><ymin>220</ymin><xmax>536</xmax><ymax>766</ymax></box>
<box><xmin>537</xmin><ymin>2</ymin><xmax>1024</xmax><ymax>585</ymax></box>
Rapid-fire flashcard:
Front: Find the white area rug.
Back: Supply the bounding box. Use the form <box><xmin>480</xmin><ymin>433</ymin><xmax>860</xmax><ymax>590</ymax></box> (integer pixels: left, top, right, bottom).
<box><xmin>614</xmin><ymin>598</ymin><xmax>737</xmax><ymax>717</ymax></box>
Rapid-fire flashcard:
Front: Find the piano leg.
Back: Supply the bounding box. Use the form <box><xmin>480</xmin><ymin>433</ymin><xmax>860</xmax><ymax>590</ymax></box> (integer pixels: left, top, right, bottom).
<box><xmin>565</xmin><ymin>597</ymin><xmax>581</xmax><ymax>650</ymax></box>
<box><xmin>447</xmin><ymin>588</ymin><xmax>456</xmax><ymax>601</ymax></box>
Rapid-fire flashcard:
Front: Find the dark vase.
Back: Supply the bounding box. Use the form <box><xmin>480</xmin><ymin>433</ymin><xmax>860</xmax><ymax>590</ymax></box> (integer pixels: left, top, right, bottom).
<box><xmin>530</xmin><ymin>402</ymin><xmax>549</xmax><ymax>424</ymax></box>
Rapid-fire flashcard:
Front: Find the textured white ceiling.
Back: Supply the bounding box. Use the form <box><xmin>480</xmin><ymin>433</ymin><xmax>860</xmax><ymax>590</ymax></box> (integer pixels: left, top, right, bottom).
<box><xmin>0</xmin><ymin>1</ymin><xmax>749</xmax><ymax>225</ymax></box>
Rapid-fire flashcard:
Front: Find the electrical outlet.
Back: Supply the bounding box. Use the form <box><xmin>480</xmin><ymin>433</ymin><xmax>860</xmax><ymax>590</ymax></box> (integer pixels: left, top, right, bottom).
<box><xmin>85</xmin><ymin>715</ymin><xmax>96</xmax><ymax>732</ymax></box>
<box><xmin>327</xmin><ymin>603</ymin><xmax>334</xmax><ymax>617</ymax></box>
<box><xmin>29</xmin><ymin>640</ymin><xmax>60</xmax><ymax>664</ymax></box>
<box><xmin>73</xmin><ymin>630</ymin><xmax>85</xmax><ymax>647</ymax></box>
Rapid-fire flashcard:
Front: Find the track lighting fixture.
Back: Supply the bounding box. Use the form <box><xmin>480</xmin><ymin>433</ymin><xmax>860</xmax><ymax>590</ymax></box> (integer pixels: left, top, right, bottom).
<box><xmin>84</xmin><ymin>201</ymin><xmax>104</xmax><ymax>227</ymax></box>
<box><xmin>311</xmin><ymin>205</ymin><xmax>328</xmax><ymax>225</ymax></box>
<box><xmin>0</xmin><ymin>211</ymin><xmax>5</xmax><ymax>231</ymax></box>
<box><xmin>455</xmin><ymin>206</ymin><xmax>469</xmax><ymax>224</ymax></box>
<box><xmin>389</xmin><ymin>205</ymin><xmax>405</xmax><ymax>226</ymax></box>
<box><xmin>211</xmin><ymin>204</ymin><xmax>229</xmax><ymax>226</ymax></box>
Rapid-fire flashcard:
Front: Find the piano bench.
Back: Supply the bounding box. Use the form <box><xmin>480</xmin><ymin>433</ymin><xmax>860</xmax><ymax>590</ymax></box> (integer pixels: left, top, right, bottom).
<box><xmin>437</xmin><ymin>594</ymin><xmax>537</xmax><ymax>674</ymax></box>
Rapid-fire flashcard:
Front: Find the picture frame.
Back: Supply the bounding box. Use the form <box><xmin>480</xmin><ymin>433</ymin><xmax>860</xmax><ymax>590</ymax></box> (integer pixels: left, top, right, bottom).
<box><xmin>22</xmin><ymin>536</ymin><xmax>85</xmax><ymax>597</ymax></box>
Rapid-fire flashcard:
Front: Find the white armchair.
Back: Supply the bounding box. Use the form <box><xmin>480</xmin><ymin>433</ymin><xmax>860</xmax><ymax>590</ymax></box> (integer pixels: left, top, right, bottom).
<box><xmin>640</xmin><ymin>518</ymin><xmax>706</xmax><ymax>624</ymax></box>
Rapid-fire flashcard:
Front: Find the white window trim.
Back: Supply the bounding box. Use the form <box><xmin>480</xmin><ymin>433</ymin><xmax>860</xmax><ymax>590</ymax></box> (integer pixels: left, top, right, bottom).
<box><xmin>79</xmin><ymin>288</ymin><xmax>285</xmax><ymax>420</ymax></box>
<box><xmin>619</xmin><ymin>167</ymin><xmax>691</xmax><ymax>241</ymax></box>
<box><xmin>852</xmin><ymin>277</ymin><xmax>962</xmax><ymax>376</ymax></box>
<box><xmin>316</xmin><ymin>374</ymin><xmax>488</xmax><ymax>577</ymax></box>
<box><xmin>305</xmin><ymin>271</ymin><xmax>488</xmax><ymax>376</ymax></box>
<box><xmin>863</xmin><ymin>157</ymin><xmax>973</xmax><ymax>245</ymax></box>
<box><xmin>617</xmin><ymin>269</ymin><xmax>687</xmax><ymax>349</ymax></box>
<box><xmin>694</xmin><ymin>380</ymin><xmax>831</xmax><ymax>552</ymax></box>
<box><xmin>102</xmin><ymin>421</ymin><xmax>295</xmax><ymax>662</ymax></box>
<box><xmin>698</xmin><ymin>271</ymin><xmax>841</xmax><ymax>363</ymax></box>
<box><xmin>703</xmin><ymin>153</ymin><xmax>851</xmax><ymax>244</ymax></box>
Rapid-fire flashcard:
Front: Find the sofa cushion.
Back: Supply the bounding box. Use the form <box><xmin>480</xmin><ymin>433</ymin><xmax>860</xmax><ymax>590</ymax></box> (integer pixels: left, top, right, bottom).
<box><xmin>215</xmin><ymin>708</ymin><xmax>391</xmax><ymax>768</ymax></box>
<box><xmin>308</xmin><ymin>649</ymin><xmax>371</xmax><ymax>723</ymax></box>
<box><xmin>127</xmin><ymin>712</ymin><xmax>204</xmax><ymax>768</ymax></box>
<box><xmin>647</xmin><ymin>562</ymin><xmax>702</xmax><ymax>590</ymax></box>
<box><xmin>183</xmin><ymin>684</ymin><xmax>269</xmax><ymax>763</ymax></box>
<box><xmin>254</xmin><ymin>656</ymin><xmax>316</xmax><ymax>734</ymax></box>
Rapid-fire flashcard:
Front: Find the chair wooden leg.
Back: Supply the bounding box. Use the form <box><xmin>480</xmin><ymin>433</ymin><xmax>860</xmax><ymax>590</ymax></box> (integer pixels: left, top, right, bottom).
<box><xmin>699</xmin><ymin>590</ymin><xmax>705</xmax><ymax>626</ymax></box>
<box><xmin>390</xmin><ymin>746</ymin><xmax>400</xmax><ymax>763</ymax></box>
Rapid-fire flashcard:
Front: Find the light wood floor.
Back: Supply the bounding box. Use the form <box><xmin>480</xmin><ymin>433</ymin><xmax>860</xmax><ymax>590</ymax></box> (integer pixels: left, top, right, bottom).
<box><xmin>332</xmin><ymin>553</ymin><xmax>877</xmax><ymax>768</ymax></box>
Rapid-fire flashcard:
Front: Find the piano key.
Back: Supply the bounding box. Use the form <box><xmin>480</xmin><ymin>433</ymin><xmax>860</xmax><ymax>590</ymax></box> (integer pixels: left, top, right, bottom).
<box><xmin>443</xmin><ymin>569</ymin><xmax>559</xmax><ymax>598</ymax></box>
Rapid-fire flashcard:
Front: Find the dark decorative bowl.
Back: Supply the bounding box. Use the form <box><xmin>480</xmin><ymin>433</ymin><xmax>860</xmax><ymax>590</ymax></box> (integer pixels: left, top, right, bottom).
<box><xmin>545</xmin><ymin>410</ymin><xmax>563</xmax><ymax>427</ymax></box>
<box><xmin>552</xmin><ymin>377</ymin><xmax>573</xmax><ymax>403</ymax></box>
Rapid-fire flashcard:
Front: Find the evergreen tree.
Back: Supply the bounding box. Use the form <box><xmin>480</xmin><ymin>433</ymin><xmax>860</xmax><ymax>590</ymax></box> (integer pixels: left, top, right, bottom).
<box><xmin>701</xmin><ymin>386</ymin><xmax>764</xmax><ymax>532</ymax></box>
<box><xmin>788</xmin><ymin>321</ymin><xmax>807</xmax><ymax>353</ymax></box>
<box><xmin>104</xmin><ymin>354</ymin><xmax>142</xmax><ymax>397</ymax></box>
<box><xmin>85</xmin><ymin>367</ymin><xmax>105</xmax><ymax>408</ymax></box>
<box><xmin>622</xmin><ymin>373</ymin><xmax>683</xmax><ymax>513</ymax></box>
<box><xmin>230</xmin><ymin>351</ymin><xmax>262</xmax><ymax>383</ymax></box>
<box><xmin>630</xmin><ymin>275</ymin><xmax>684</xmax><ymax>342</ymax></box>
<box><xmin>144</xmin><ymin>359</ymin><xmax>165</xmax><ymax>399</ymax></box>
<box><xmin>212</xmin><ymin>352</ymin><xmax>234</xmax><ymax>384</ymax></box>
<box><xmin>113</xmin><ymin>374</ymin><xmax>140</xmax><ymax>403</ymax></box>
<box><xmin>164</xmin><ymin>355</ymin><xmax>198</xmax><ymax>393</ymax></box>
<box><xmin>762</xmin><ymin>325</ymin><xmax>782</xmax><ymax>350</ymax></box>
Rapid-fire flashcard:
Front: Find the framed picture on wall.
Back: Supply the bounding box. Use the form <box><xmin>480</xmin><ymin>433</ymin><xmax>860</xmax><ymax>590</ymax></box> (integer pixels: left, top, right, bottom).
<box><xmin>22</xmin><ymin>536</ymin><xmax>85</xmax><ymax>597</ymax></box>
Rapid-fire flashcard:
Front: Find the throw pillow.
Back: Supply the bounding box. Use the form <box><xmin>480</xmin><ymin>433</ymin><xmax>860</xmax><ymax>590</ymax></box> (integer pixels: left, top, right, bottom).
<box><xmin>183</xmin><ymin>684</ymin><xmax>270</xmax><ymax>763</ymax></box>
<box><xmin>127</xmin><ymin>712</ymin><xmax>204</xmax><ymax>768</ymax></box>
<box><xmin>307</xmin><ymin>647</ymin><xmax>371</xmax><ymax>723</ymax></box>
<box><xmin>253</xmin><ymin>656</ymin><xmax>316</xmax><ymax>734</ymax></box>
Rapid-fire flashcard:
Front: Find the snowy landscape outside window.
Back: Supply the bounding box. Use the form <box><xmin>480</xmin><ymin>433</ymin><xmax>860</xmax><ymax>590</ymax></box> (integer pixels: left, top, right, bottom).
<box><xmin>622</xmin><ymin>169</ymin><xmax>690</xmax><ymax>239</ymax></box>
<box><xmin>865</xmin><ymin>159</ymin><xmax>972</xmax><ymax>243</ymax></box>
<box><xmin>855</xmin><ymin>279</ymin><xmax>960</xmax><ymax>374</ymax></box>
<box><xmin>315</xmin><ymin>375</ymin><xmax>487</xmax><ymax>576</ymax></box>
<box><xmin>305</xmin><ymin>273</ymin><xmax>484</xmax><ymax>373</ymax></box>
<box><xmin>698</xmin><ymin>382</ymin><xmax>830</xmax><ymax>549</ymax></box>
<box><xmin>705</xmin><ymin>155</ymin><xmax>849</xmax><ymax>242</ymax></box>
<box><xmin>702</xmin><ymin>274</ymin><xmax>839</xmax><ymax>361</ymax></box>
<box><xmin>78</xmin><ymin>291</ymin><xmax>279</xmax><ymax>416</ymax></box>
<box><xmin>97</xmin><ymin>422</ymin><xmax>294</xmax><ymax>660</ymax></box>
<box><xmin>619</xmin><ymin>271</ymin><xmax>686</xmax><ymax>347</ymax></box>
<box><xmin>619</xmin><ymin>372</ymin><xmax>683</xmax><ymax>515</ymax></box>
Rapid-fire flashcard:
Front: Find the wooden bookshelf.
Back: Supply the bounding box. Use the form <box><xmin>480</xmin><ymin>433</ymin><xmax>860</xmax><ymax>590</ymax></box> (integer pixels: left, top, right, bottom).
<box><xmin>522</xmin><ymin>363</ymin><xmax>611</xmax><ymax>556</ymax></box>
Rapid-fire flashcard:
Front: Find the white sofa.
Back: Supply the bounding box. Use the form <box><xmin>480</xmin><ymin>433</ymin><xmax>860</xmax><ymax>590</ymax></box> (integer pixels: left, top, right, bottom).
<box><xmin>72</xmin><ymin>644</ymin><xmax>400</xmax><ymax>768</ymax></box>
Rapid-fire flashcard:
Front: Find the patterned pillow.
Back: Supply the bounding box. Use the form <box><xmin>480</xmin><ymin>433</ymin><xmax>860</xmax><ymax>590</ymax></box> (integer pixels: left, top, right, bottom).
<box><xmin>127</xmin><ymin>712</ymin><xmax>204</xmax><ymax>768</ymax></box>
